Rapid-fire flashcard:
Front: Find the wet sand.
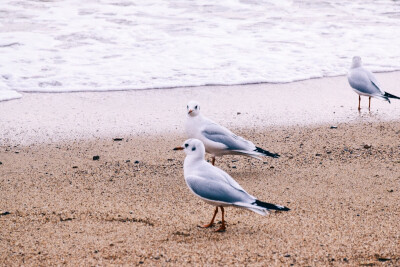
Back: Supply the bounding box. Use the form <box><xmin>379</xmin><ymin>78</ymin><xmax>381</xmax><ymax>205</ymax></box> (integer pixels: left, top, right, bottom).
<box><xmin>1</xmin><ymin>72</ymin><xmax>400</xmax><ymax>145</ymax></box>
<box><xmin>1</xmin><ymin>74</ymin><xmax>400</xmax><ymax>265</ymax></box>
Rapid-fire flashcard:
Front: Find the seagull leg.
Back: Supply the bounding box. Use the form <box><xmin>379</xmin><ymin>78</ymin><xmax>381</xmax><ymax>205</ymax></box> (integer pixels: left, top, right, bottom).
<box><xmin>211</xmin><ymin>156</ymin><xmax>215</xmax><ymax>166</ymax></box>
<box><xmin>202</xmin><ymin>207</ymin><xmax>218</xmax><ymax>228</ymax></box>
<box><xmin>215</xmin><ymin>207</ymin><xmax>226</xmax><ymax>232</ymax></box>
<box><xmin>369</xmin><ymin>96</ymin><xmax>371</xmax><ymax>110</ymax></box>
<box><xmin>358</xmin><ymin>95</ymin><xmax>361</xmax><ymax>111</ymax></box>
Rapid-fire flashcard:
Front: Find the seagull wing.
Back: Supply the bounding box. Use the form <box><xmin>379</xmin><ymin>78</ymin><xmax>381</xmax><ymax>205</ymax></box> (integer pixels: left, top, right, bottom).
<box><xmin>348</xmin><ymin>67</ymin><xmax>384</xmax><ymax>96</ymax></box>
<box><xmin>364</xmin><ymin>68</ymin><xmax>385</xmax><ymax>95</ymax></box>
<box><xmin>201</xmin><ymin>121</ymin><xmax>255</xmax><ymax>152</ymax></box>
<box><xmin>185</xmin><ymin>173</ymin><xmax>254</xmax><ymax>205</ymax></box>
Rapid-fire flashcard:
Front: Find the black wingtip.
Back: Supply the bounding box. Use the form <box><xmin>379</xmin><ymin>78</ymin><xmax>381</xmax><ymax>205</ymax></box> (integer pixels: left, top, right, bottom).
<box><xmin>254</xmin><ymin>200</ymin><xmax>290</xmax><ymax>211</ymax></box>
<box><xmin>384</xmin><ymin>92</ymin><xmax>400</xmax><ymax>100</ymax></box>
<box><xmin>255</xmin><ymin>146</ymin><xmax>280</xmax><ymax>158</ymax></box>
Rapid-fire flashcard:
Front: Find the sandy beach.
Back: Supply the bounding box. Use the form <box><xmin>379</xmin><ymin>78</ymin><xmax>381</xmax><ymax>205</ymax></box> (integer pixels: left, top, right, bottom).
<box><xmin>1</xmin><ymin>73</ymin><xmax>400</xmax><ymax>266</ymax></box>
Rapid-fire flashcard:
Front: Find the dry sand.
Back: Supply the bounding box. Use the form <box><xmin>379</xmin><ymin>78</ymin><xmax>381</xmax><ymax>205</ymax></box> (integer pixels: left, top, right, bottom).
<box><xmin>1</xmin><ymin>122</ymin><xmax>400</xmax><ymax>266</ymax></box>
<box><xmin>1</xmin><ymin>73</ymin><xmax>400</xmax><ymax>266</ymax></box>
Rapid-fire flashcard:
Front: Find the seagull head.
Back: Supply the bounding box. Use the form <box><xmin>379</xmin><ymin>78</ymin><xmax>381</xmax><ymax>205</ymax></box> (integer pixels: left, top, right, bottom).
<box><xmin>351</xmin><ymin>56</ymin><xmax>362</xmax><ymax>69</ymax></box>
<box><xmin>173</xmin><ymin>138</ymin><xmax>205</xmax><ymax>158</ymax></box>
<box><xmin>186</xmin><ymin>100</ymin><xmax>200</xmax><ymax>117</ymax></box>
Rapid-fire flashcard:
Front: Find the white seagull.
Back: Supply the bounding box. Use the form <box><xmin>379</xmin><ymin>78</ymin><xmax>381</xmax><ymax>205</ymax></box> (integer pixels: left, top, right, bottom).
<box><xmin>174</xmin><ymin>138</ymin><xmax>290</xmax><ymax>232</ymax></box>
<box><xmin>347</xmin><ymin>56</ymin><xmax>400</xmax><ymax>110</ymax></box>
<box><xmin>185</xmin><ymin>100</ymin><xmax>279</xmax><ymax>165</ymax></box>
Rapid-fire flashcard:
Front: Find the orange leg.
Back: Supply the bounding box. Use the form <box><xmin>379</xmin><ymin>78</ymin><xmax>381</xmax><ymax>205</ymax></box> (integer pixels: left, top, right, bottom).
<box><xmin>358</xmin><ymin>95</ymin><xmax>361</xmax><ymax>111</ymax></box>
<box><xmin>369</xmin><ymin>96</ymin><xmax>371</xmax><ymax>110</ymax></box>
<box><xmin>215</xmin><ymin>207</ymin><xmax>226</xmax><ymax>232</ymax></box>
<box><xmin>211</xmin><ymin>156</ymin><xmax>215</xmax><ymax>166</ymax></box>
<box><xmin>202</xmin><ymin>207</ymin><xmax>218</xmax><ymax>228</ymax></box>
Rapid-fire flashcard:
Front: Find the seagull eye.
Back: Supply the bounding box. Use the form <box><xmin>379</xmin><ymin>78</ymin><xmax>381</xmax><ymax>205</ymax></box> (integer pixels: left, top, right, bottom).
<box><xmin>184</xmin><ymin>143</ymin><xmax>189</xmax><ymax>148</ymax></box>
<box><xmin>192</xmin><ymin>146</ymin><xmax>196</xmax><ymax>151</ymax></box>
<box><xmin>195</xmin><ymin>105</ymin><xmax>198</xmax><ymax>109</ymax></box>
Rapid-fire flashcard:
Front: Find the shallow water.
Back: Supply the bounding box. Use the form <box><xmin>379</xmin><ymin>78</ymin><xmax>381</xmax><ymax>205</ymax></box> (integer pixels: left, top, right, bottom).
<box><xmin>1</xmin><ymin>0</ymin><xmax>400</xmax><ymax>101</ymax></box>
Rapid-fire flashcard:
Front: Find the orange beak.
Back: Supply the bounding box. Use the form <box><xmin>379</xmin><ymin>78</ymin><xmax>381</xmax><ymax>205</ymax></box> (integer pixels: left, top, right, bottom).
<box><xmin>173</xmin><ymin>146</ymin><xmax>184</xmax><ymax>151</ymax></box>
<box><xmin>188</xmin><ymin>109</ymin><xmax>193</xmax><ymax>114</ymax></box>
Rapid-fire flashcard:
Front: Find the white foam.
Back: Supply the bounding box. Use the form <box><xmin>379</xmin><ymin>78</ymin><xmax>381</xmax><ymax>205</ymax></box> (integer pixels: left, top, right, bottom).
<box><xmin>0</xmin><ymin>79</ymin><xmax>22</xmax><ymax>101</ymax></box>
<box><xmin>1</xmin><ymin>0</ymin><xmax>400</xmax><ymax>101</ymax></box>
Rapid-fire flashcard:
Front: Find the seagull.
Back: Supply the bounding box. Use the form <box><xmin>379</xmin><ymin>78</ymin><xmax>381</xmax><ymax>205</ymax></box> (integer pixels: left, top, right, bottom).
<box><xmin>347</xmin><ymin>56</ymin><xmax>400</xmax><ymax>110</ymax></box>
<box><xmin>185</xmin><ymin>100</ymin><xmax>280</xmax><ymax>165</ymax></box>
<box><xmin>173</xmin><ymin>138</ymin><xmax>290</xmax><ymax>232</ymax></box>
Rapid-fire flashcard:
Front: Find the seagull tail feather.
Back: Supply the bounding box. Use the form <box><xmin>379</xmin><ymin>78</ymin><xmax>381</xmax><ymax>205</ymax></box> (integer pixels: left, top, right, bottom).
<box><xmin>255</xmin><ymin>146</ymin><xmax>280</xmax><ymax>158</ymax></box>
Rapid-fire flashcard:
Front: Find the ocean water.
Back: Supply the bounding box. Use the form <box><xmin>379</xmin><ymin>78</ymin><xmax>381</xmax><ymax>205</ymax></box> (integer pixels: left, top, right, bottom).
<box><xmin>1</xmin><ymin>0</ymin><xmax>400</xmax><ymax>101</ymax></box>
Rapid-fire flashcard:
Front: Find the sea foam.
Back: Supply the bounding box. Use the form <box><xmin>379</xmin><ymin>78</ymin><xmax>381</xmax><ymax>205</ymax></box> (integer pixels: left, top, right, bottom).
<box><xmin>1</xmin><ymin>0</ymin><xmax>400</xmax><ymax>101</ymax></box>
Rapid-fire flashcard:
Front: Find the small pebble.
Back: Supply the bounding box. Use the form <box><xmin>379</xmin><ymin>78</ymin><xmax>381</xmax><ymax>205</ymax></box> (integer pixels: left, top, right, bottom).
<box><xmin>330</xmin><ymin>126</ymin><xmax>337</xmax><ymax>129</ymax></box>
<box><xmin>72</xmin><ymin>166</ymin><xmax>78</xmax><ymax>169</ymax></box>
<box><xmin>113</xmin><ymin>138</ymin><xmax>123</xmax><ymax>141</ymax></box>
<box><xmin>126</xmin><ymin>160</ymin><xmax>130</xmax><ymax>163</ymax></box>
<box><xmin>0</xmin><ymin>211</ymin><xmax>11</xmax><ymax>216</ymax></box>
<box><xmin>363</xmin><ymin>144</ymin><xmax>372</xmax><ymax>149</ymax></box>
<box><xmin>134</xmin><ymin>160</ymin><xmax>140</xmax><ymax>164</ymax></box>
<box><xmin>93</xmin><ymin>156</ymin><xmax>100</xmax><ymax>160</ymax></box>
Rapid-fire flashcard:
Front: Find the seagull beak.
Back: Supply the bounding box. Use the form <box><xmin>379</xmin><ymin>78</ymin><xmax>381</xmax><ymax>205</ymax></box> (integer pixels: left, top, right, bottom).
<box><xmin>173</xmin><ymin>146</ymin><xmax>184</xmax><ymax>151</ymax></box>
<box><xmin>188</xmin><ymin>109</ymin><xmax>193</xmax><ymax>114</ymax></box>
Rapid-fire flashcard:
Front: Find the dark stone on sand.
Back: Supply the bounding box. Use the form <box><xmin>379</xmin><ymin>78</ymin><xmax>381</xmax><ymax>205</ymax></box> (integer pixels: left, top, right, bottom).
<box><xmin>231</xmin><ymin>166</ymin><xmax>237</xmax><ymax>169</ymax></box>
<box><xmin>0</xmin><ymin>211</ymin><xmax>11</xmax><ymax>216</ymax></box>
<box><xmin>126</xmin><ymin>160</ymin><xmax>130</xmax><ymax>163</ymax></box>
<box><xmin>93</xmin><ymin>156</ymin><xmax>100</xmax><ymax>160</ymax></box>
<box><xmin>315</xmin><ymin>153</ymin><xmax>322</xmax><ymax>156</ymax></box>
<box><xmin>330</xmin><ymin>126</ymin><xmax>337</xmax><ymax>129</ymax></box>
<box><xmin>364</xmin><ymin>144</ymin><xmax>372</xmax><ymax>149</ymax></box>
<box><xmin>388</xmin><ymin>189</ymin><xmax>394</xmax><ymax>193</ymax></box>
<box><xmin>0</xmin><ymin>161</ymin><xmax>2</xmax><ymax>165</ymax></box>
<box><xmin>113</xmin><ymin>138</ymin><xmax>123</xmax><ymax>141</ymax></box>
<box><xmin>378</xmin><ymin>257</ymin><xmax>391</xmax><ymax>262</ymax></box>
<box><xmin>284</xmin><ymin>254</ymin><xmax>291</xmax><ymax>257</ymax></box>
<box><xmin>134</xmin><ymin>160</ymin><xmax>140</xmax><ymax>164</ymax></box>
<box><xmin>72</xmin><ymin>166</ymin><xmax>78</xmax><ymax>169</ymax></box>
